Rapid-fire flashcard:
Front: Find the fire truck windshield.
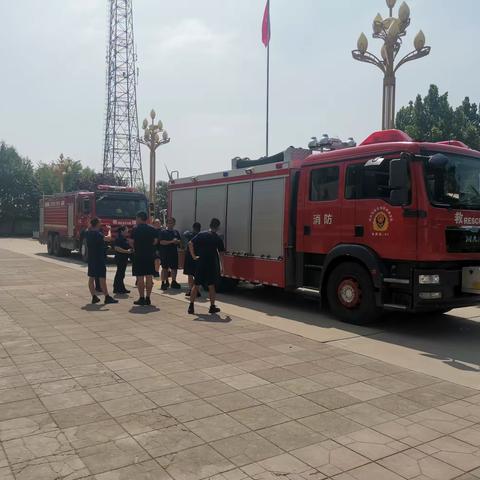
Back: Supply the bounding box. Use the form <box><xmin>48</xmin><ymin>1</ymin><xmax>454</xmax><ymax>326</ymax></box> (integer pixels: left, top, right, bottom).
<box><xmin>95</xmin><ymin>193</ymin><xmax>148</xmax><ymax>219</ymax></box>
<box><xmin>424</xmin><ymin>152</ymin><xmax>480</xmax><ymax>210</ymax></box>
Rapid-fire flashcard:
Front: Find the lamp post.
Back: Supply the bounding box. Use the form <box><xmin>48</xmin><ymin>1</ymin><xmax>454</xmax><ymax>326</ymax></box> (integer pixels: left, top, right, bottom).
<box><xmin>352</xmin><ymin>0</ymin><xmax>431</xmax><ymax>130</ymax></box>
<box><xmin>138</xmin><ymin>109</ymin><xmax>170</xmax><ymax>216</ymax></box>
<box><xmin>54</xmin><ymin>153</ymin><xmax>68</xmax><ymax>193</ymax></box>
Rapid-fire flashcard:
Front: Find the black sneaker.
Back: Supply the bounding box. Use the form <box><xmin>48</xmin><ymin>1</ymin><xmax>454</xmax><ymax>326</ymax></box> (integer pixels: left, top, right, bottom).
<box><xmin>160</xmin><ymin>282</ymin><xmax>168</xmax><ymax>291</ymax></box>
<box><xmin>92</xmin><ymin>295</ymin><xmax>101</xmax><ymax>304</ymax></box>
<box><xmin>209</xmin><ymin>305</ymin><xmax>221</xmax><ymax>314</ymax></box>
<box><xmin>145</xmin><ymin>297</ymin><xmax>151</xmax><ymax>306</ymax></box>
<box><xmin>105</xmin><ymin>295</ymin><xmax>119</xmax><ymax>304</ymax></box>
<box><xmin>122</xmin><ymin>289</ymin><xmax>131</xmax><ymax>294</ymax></box>
<box><xmin>188</xmin><ymin>303</ymin><xmax>195</xmax><ymax>315</ymax></box>
<box><xmin>134</xmin><ymin>297</ymin><xmax>145</xmax><ymax>306</ymax></box>
<box><xmin>171</xmin><ymin>281</ymin><xmax>181</xmax><ymax>289</ymax></box>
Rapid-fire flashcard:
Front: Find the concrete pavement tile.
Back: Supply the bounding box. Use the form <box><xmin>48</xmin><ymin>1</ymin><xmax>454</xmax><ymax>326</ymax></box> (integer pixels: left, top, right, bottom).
<box><xmin>243</xmin><ymin>384</ymin><xmax>295</xmax><ymax>403</ymax></box>
<box><xmin>231</xmin><ymin>359</ymin><xmax>273</xmax><ymax>373</ymax></box>
<box><xmin>166</xmin><ymin>370</ymin><xmax>213</xmax><ymax>386</ymax></box>
<box><xmin>361</xmin><ymin>361</ymin><xmax>408</xmax><ymax>376</ymax></box>
<box><xmin>0</xmin><ymin>467</ymin><xmax>14</xmax><ymax>480</ymax></box>
<box><xmin>24</xmin><ymin>367</ymin><xmax>71</xmax><ymax>384</ymax></box>
<box><xmin>368</xmin><ymin>394</ymin><xmax>425</xmax><ymax>416</ymax></box>
<box><xmin>32</xmin><ymin>379</ymin><xmax>81</xmax><ymax>397</ymax></box>
<box><xmin>51</xmin><ymin>404</ymin><xmax>111</xmax><ymax>428</ymax></box>
<box><xmin>87</xmin><ymin>382</ymin><xmax>138</xmax><ymax>402</ymax></box>
<box><xmin>77</xmin><ymin>437</ymin><xmax>149</xmax><ymax>475</ymax></box>
<box><xmin>336</xmin><ymin>427</ymin><xmax>408</xmax><ymax>461</ymax></box>
<box><xmin>258</xmin><ymin>453</ymin><xmax>311</xmax><ymax>474</ymax></box>
<box><xmin>129</xmin><ymin>375</ymin><xmax>177</xmax><ymax>393</ymax></box>
<box><xmin>336</xmin><ymin>365</ymin><xmax>382</xmax><ymax>381</ymax></box>
<box><xmin>75</xmin><ymin>373</ymin><xmax>123</xmax><ymax>389</ymax></box>
<box><xmin>205</xmin><ymin>392</ymin><xmax>261</xmax><ymax>413</ymax></box>
<box><xmin>210</xmin><ymin>431</ymin><xmax>283</xmax><ymax>466</ymax></box>
<box><xmin>184</xmin><ymin>380</ymin><xmax>236</xmax><ymax>398</ymax></box>
<box><xmin>40</xmin><ymin>390</ymin><xmax>95</xmax><ymax>411</ymax></box>
<box><xmin>407</xmin><ymin>408</ymin><xmax>473</xmax><ymax>434</ymax></box>
<box><xmin>0</xmin><ymin>414</ymin><xmax>57</xmax><ymax>442</ymax></box>
<box><xmin>11</xmin><ymin>452</ymin><xmax>90</xmax><ymax>480</ymax></box>
<box><xmin>399</xmin><ymin>386</ymin><xmax>457</xmax><ymax>408</ymax></box>
<box><xmin>335</xmin><ymin>382</ymin><xmax>389</xmax><ymax>401</ymax></box>
<box><xmin>304</xmin><ymin>388</ymin><xmax>360</xmax><ymax>410</ymax></box>
<box><xmin>4</xmin><ymin>430</ymin><xmax>71</xmax><ymax>464</ymax></box>
<box><xmin>158</xmin><ymin>444</ymin><xmax>234</xmax><ymax>480</ymax></box>
<box><xmin>117</xmin><ymin>408</ymin><xmax>177</xmax><ymax>435</ymax></box>
<box><xmin>261</xmin><ymin>354</ymin><xmax>303</xmax><ymax>367</ymax></box>
<box><xmin>100</xmin><ymin>394</ymin><xmax>156</xmax><ymax>417</ymax></box>
<box><xmin>276</xmin><ymin>378</ymin><xmax>324</xmax><ymax>395</ymax></box>
<box><xmin>66</xmin><ymin>363</ymin><xmax>110</xmax><ymax>378</ymax></box>
<box><xmin>63</xmin><ymin>419</ymin><xmax>128</xmax><ymax>449</ymax></box>
<box><xmin>438</xmin><ymin>400</ymin><xmax>480</xmax><ymax>423</ymax></box>
<box><xmin>390</xmin><ymin>371</ymin><xmax>442</xmax><ymax>387</ymax></box>
<box><xmin>335</xmin><ymin>403</ymin><xmax>397</xmax><ymax>427</ymax></box>
<box><xmin>185</xmin><ymin>413</ymin><xmax>249</xmax><ymax>442</ymax></box>
<box><xmin>373</xmin><ymin>418</ymin><xmax>442</xmax><ymax>447</ymax></box>
<box><xmin>426</xmin><ymin>436</ymin><xmax>480</xmax><ymax>472</ymax></box>
<box><xmin>308</xmin><ymin>372</ymin><xmax>355</xmax><ymax>388</ymax></box>
<box><xmin>364</xmin><ymin>375</ymin><xmax>415</xmax><ymax>393</ymax></box>
<box><xmin>257</xmin><ymin>420</ymin><xmax>325</xmax><ymax>451</ymax></box>
<box><xmin>135</xmin><ymin>424</ymin><xmax>204</xmax><ymax>457</ymax></box>
<box><xmin>0</xmin><ymin>375</ymin><xmax>28</xmax><ymax>390</ymax></box>
<box><xmin>94</xmin><ymin>460</ymin><xmax>172</xmax><ymax>480</ymax></box>
<box><xmin>222</xmin><ymin>374</ymin><xmax>269</xmax><ymax>390</ymax></box>
<box><xmin>163</xmin><ymin>399</ymin><xmax>222</xmax><ymax>422</ymax></box>
<box><xmin>378</xmin><ymin>449</ymin><xmax>462</xmax><ymax>480</ymax></box>
<box><xmin>147</xmin><ymin>386</ymin><xmax>198</xmax><ymax>407</ymax></box>
<box><xmin>332</xmin><ymin>462</ymin><xmax>405</xmax><ymax>480</ymax></box>
<box><xmin>452</xmin><ymin>425</ymin><xmax>480</xmax><ymax>447</ymax></box>
<box><xmin>201</xmin><ymin>365</ymin><xmax>246</xmax><ymax>379</ymax></box>
<box><xmin>116</xmin><ymin>365</ymin><xmax>160</xmax><ymax>381</ymax></box>
<box><xmin>268</xmin><ymin>396</ymin><xmax>325</xmax><ymax>420</ymax></box>
<box><xmin>291</xmin><ymin>439</ymin><xmax>369</xmax><ymax>476</ymax></box>
<box><xmin>0</xmin><ymin>385</ymin><xmax>36</xmax><ymax>404</ymax></box>
<box><xmin>252</xmin><ymin>367</ymin><xmax>300</xmax><ymax>383</ymax></box>
<box><xmin>0</xmin><ymin>448</ymin><xmax>7</xmax><ymax>468</ymax></box>
<box><xmin>0</xmin><ymin>398</ymin><xmax>46</xmax><ymax>421</ymax></box>
<box><xmin>299</xmin><ymin>412</ymin><xmax>363</xmax><ymax>439</ymax></box>
<box><xmin>230</xmin><ymin>405</ymin><xmax>290</xmax><ymax>430</ymax></box>
<box><xmin>428</xmin><ymin>382</ymin><xmax>478</xmax><ymax>400</ymax></box>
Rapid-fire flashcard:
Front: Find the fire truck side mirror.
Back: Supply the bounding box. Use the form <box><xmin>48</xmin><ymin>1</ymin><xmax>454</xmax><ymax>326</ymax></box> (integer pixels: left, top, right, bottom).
<box><xmin>389</xmin><ymin>158</ymin><xmax>409</xmax><ymax>206</ymax></box>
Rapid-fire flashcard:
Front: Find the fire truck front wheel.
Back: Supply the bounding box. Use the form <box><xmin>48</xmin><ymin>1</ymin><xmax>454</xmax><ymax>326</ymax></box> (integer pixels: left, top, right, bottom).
<box><xmin>47</xmin><ymin>234</ymin><xmax>54</xmax><ymax>255</ymax></box>
<box><xmin>326</xmin><ymin>262</ymin><xmax>381</xmax><ymax>325</ymax></box>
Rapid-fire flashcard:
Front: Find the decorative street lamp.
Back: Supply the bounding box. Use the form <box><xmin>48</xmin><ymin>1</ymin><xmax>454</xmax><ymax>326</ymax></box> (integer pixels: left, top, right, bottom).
<box><xmin>352</xmin><ymin>0</ymin><xmax>431</xmax><ymax>130</ymax></box>
<box><xmin>138</xmin><ymin>109</ymin><xmax>170</xmax><ymax>215</ymax></box>
<box><xmin>54</xmin><ymin>153</ymin><xmax>68</xmax><ymax>193</ymax></box>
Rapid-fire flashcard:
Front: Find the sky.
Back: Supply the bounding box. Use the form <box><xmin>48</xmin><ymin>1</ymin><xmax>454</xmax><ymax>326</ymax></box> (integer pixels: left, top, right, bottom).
<box><xmin>0</xmin><ymin>0</ymin><xmax>479</xmax><ymax>184</ymax></box>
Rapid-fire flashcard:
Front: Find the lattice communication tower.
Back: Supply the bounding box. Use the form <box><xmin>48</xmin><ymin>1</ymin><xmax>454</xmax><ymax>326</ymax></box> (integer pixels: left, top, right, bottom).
<box><xmin>103</xmin><ymin>0</ymin><xmax>144</xmax><ymax>187</ymax></box>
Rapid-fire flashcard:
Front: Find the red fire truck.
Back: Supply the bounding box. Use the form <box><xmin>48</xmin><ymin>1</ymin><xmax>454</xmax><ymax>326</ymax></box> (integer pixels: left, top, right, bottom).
<box><xmin>169</xmin><ymin>129</ymin><xmax>480</xmax><ymax>324</ymax></box>
<box><xmin>39</xmin><ymin>185</ymin><xmax>148</xmax><ymax>260</ymax></box>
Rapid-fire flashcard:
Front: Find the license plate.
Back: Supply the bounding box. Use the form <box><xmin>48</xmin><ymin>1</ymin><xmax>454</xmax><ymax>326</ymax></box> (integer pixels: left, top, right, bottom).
<box><xmin>462</xmin><ymin>267</ymin><xmax>480</xmax><ymax>293</ymax></box>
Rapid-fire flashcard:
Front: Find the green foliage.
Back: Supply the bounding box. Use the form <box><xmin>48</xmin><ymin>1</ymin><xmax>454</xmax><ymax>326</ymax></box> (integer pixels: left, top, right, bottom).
<box><xmin>0</xmin><ymin>143</ymin><xmax>39</xmax><ymax>222</ymax></box>
<box><xmin>396</xmin><ymin>84</ymin><xmax>480</xmax><ymax>150</ymax></box>
<box><xmin>155</xmin><ymin>180</ymin><xmax>168</xmax><ymax>219</ymax></box>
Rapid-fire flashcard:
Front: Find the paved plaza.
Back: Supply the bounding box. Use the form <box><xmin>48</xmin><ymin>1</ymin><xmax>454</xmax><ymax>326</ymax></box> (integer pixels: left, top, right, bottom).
<box><xmin>1</xmin><ymin>244</ymin><xmax>480</xmax><ymax>480</ymax></box>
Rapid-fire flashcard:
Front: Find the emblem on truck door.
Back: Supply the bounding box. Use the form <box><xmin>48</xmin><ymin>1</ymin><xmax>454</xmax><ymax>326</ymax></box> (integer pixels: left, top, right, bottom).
<box><xmin>369</xmin><ymin>206</ymin><xmax>393</xmax><ymax>237</ymax></box>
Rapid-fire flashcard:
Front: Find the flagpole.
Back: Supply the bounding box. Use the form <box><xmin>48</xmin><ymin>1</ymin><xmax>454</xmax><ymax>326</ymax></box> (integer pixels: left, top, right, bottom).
<box><xmin>265</xmin><ymin>0</ymin><xmax>270</xmax><ymax>157</ymax></box>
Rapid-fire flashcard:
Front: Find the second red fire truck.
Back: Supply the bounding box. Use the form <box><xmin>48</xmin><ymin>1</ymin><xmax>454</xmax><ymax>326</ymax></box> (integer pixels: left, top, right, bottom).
<box><xmin>169</xmin><ymin>129</ymin><xmax>480</xmax><ymax>324</ymax></box>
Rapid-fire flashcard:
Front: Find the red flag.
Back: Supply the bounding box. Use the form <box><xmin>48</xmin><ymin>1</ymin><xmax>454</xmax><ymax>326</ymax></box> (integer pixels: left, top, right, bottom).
<box><xmin>262</xmin><ymin>1</ymin><xmax>270</xmax><ymax>47</ymax></box>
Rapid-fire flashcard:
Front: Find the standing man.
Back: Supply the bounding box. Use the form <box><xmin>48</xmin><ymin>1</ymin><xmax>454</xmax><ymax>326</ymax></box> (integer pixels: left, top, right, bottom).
<box><xmin>159</xmin><ymin>217</ymin><xmax>181</xmax><ymax>291</ymax></box>
<box><xmin>130</xmin><ymin>211</ymin><xmax>157</xmax><ymax>306</ymax></box>
<box><xmin>183</xmin><ymin>222</ymin><xmax>201</xmax><ymax>297</ymax></box>
<box><xmin>113</xmin><ymin>226</ymin><xmax>132</xmax><ymax>294</ymax></box>
<box><xmin>188</xmin><ymin>218</ymin><xmax>225</xmax><ymax>315</ymax></box>
<box><xmin>86</xmin><ymin>218</ymin><xmax>118</xmax><ymax>305</ymax></box>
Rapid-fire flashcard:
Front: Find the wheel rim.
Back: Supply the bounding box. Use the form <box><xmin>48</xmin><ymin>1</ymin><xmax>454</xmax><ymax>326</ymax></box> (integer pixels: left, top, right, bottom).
<box><xmin>337</xmin><ymin>278</ymin><xmax>362</xmax><ymax>309</ymax></box>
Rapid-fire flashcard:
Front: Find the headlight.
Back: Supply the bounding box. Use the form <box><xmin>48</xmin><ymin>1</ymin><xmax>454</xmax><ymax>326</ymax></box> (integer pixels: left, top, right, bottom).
<box><xmin>419</xmin><ymin>275</ymin><xmax>440</xmax><ymax>285</ymax></box>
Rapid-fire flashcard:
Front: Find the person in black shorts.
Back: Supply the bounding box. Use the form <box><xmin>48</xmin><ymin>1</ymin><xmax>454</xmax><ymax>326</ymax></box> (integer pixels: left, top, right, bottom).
<box><xmin>188</xmin><ymin>218</ymin><xmax>225</xmax><ymax>315</ymax></box>
<box><xmin>129</xmin><ymin>211</ymin><xmax>157</xmax><ymax>306</ymax></box>
<box><xmin>86</xmin><ymin>218</ymin><xmax>118</xmax><ymax>305</ymax></box>
<box><xmin>183</xmin><ymin>222</ymin><xmax>201</xmax><ymax>297</ymax></box>
<box><xmin>159</xmin><ymin>217</ymin><xmax>181</xmax><ymax>290</ymax></box>
<box><xmin>113</xmin><ymin>226</ymin><xmax>132</xmax><ymax>294</ymax></box>
<box><xmin>152</xmin><ymin>219</ymin><xmax>162</xmax><ymax>278</ymax></box>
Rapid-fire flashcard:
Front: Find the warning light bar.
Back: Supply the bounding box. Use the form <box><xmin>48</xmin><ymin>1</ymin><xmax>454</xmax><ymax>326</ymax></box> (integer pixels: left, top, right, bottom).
<box><xmin>360</xmin><ymin>129</ymin><xmax>412</xmax><ymax>146</ymax></box>
<box><xmin>96</xmin><ymin>185</ymin><xmax>136</xmax><ymax>192</ymax></box>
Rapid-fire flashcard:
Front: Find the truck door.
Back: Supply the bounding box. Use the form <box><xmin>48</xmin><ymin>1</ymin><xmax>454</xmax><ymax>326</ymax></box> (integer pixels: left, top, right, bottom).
<box><xmin>345</xmin><ymin>155</ymin><xmax>417</xmax><ymax>260</ymax></box>
<box><xmin>300</xmin><ymin>164</ymin><xmax>343</xmax><ymax>255</ymax></box>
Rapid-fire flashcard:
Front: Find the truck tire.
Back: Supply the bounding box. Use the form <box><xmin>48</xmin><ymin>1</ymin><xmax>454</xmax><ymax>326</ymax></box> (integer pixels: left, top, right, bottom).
<box><xmin>52</xmin><ymin>235</ymin><xmax>64</xmax><ymax>257</ymax></box>
<box><xmin>326</xmin><ymin>262</ymin><xmax>381</xmax><ymax>325</ymax></box>
<box><xmin>81</xmin><ymin>238</ymin><xmax>88</xmax><ymax>263</ymax></box>
<box><xmin>47</xmin><ymin>234</ymin><xmax>54</xmax><ymax>255</ymax></box>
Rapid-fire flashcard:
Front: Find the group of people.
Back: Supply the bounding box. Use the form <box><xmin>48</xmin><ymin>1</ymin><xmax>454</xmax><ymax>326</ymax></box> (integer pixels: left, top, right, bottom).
<box><xmin>86</xmin><ymin>211</ymin><xmax>225</xmax><ymax>315</ymax></box>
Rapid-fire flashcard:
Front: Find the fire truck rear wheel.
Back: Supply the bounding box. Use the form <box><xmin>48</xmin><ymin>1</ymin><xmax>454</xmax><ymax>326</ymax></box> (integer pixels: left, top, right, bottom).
<box><xmin>52</xmin><ymin>235</ymin><xmax>64</xmax><ymax>257</ymax></box>
<box><xmin>47</xmin><ymin>234</ymin><xmax>54</xmax><ymax>255</ymax></box>
<box><xmin>326</xmin><ymin>262</ymin><xmax>380</xmax><ymax>325</ymax></box>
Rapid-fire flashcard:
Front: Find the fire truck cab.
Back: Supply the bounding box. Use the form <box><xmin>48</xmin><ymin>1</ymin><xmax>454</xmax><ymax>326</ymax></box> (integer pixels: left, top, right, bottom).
<box><xmin>169</xmin><ymin>130</ymin><xmax>480</xmax><ymax>324</ymax></box>
<box><xmin>39</xmin><ymin>185</ymin><xmax>148</xmax><ymax>261</ymax></box>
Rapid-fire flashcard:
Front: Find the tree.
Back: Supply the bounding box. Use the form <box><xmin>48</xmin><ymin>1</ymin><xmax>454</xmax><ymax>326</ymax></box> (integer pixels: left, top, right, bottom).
<box><xmin>0</xmin><ymin>143</ymin><xmax>39</xmax><ymax>224</ymax></box>
<box><xmin>74</xmin><ymin>168</ymin><xmax>126</xmax><ymax>192</ymax></box>
<box><xmin>155</xmin><ymin>180</ymin><xmax>168</xmax><ymax>219</ymax></box>
<box><xmin>396</xmin><ymin>84</ymin><xmax>480</xmax><ymax>150</ymax></box>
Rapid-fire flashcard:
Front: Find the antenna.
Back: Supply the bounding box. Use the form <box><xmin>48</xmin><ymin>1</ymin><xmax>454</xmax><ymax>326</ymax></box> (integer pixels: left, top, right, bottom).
<box><xmin>103</xmin><ymin>0</ymin><xmax>144</xmax><ymax>188</ymax></box>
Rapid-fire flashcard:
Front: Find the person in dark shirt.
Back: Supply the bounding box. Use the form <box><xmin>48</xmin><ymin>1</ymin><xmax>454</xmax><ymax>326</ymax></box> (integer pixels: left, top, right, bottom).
<box><xmin>86</xmin><ymin>217</ymin><xmax>118</xmax><ymax>305</ymax></box>
<box><xmin>188</xmin><ymin>218</ymin><xmax>225</xmax><ymax>315</ymax></box>
<box><xmin>129</xmin><ymin>211</ymin><xmax>157</xmax><ymax>306</ymax></box>
<box><xmin>183</xmin><ymin>222</ymin><xmax>201</xmax><ymax>297</ymax></box>
<box><xmin>113</xmin><ymin>226</ymin><xmax>132</xmax><ymax>294</ymax></box>
<box><xmin>152</xmin><ymin>219</ymin><xmax>163</xmax><ymax>278</ymax></box>
<box><xmin>159</xmin><ymin>217</ymin><xmax>181</xmax><ymax>290</ymax></box>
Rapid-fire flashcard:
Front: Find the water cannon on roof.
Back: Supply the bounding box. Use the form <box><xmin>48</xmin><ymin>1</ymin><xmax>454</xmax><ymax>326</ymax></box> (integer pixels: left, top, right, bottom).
<box><xmin>308</xmin><ymin>135</ymin><xmax>356</xmax><ymax>152</ymax></box>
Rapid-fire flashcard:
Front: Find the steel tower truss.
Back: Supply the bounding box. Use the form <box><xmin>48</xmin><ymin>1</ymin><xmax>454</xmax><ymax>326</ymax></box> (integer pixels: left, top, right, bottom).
<box><xmin>103</xmin><ymin>0</ymin><xmax>144</xmax><ymax>187</ymax></box>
